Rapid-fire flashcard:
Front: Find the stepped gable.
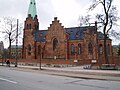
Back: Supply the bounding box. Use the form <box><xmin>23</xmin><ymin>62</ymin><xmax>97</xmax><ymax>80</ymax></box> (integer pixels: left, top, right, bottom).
<box><xmin>34</xmin><ymin>22</ymin><xmax>111</xmax><ymax>42</ymax></box>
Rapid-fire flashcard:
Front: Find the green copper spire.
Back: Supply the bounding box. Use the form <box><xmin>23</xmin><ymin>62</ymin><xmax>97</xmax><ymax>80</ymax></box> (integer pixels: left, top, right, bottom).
<box><xmin>28</xmin><ymin>0</ymin><xmax>37</xmax><ymax>18</ymax></box>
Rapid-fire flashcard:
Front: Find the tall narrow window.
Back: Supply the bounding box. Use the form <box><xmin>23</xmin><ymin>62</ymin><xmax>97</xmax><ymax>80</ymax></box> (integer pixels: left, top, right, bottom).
<box><xmin>28</xmin><ymin>44</ymin><xmax>31</xmax><ymax>51</ymax></box>
<box><xmin>29</xmin><ymin>24</ymin><xmax>32</xmax><ymax>29</ymax></box>
<box><xmin>71</xmin><ymin>44</ymin><xmax>75</xmax><ymax>55</ymax></box>
<box><xmin>99</xmin><ymin>44</ymin><xmax>103</xmax><ymax>54</ymax></box>
<box><xmin>78</xmin><ymin>44</ymin><xmax>82</xmax><ymax>55</ymax></box>
<box><xmin>88</xmin><ymin>43</ymin><xmax>93</xmax><ymax>54</ymax></box>
<box><xmin>53</xmin><ymin>38</ymin><xmax>58</xmax><ymax>51</ymax></box>
<box><xmin>108</xmin><ymin>44</ymin><xmax>110</xmax><ymax>55</ymax></box>
<box><xmin>28</xmin><ymin>44</ymin><xmax>31</xmax><ymax>55</ymax></box>
<box><xmin>26</xmin><ymin>24</ymin><xmax>29</xmax><ymax>29</ymax></box>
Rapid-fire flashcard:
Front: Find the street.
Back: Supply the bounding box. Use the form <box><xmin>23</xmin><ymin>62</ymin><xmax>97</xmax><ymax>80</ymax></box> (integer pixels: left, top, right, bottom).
<box><xmin>0</xmin><ymin>66</ymin><xmax>120</xmax><ymax>90</ymax></box>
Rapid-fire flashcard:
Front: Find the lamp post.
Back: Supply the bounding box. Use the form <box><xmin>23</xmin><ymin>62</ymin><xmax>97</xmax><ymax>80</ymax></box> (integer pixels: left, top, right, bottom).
<box><xmin>64</xmin><ymin>40</ymin><xmax>67</xmax><ymax>60</ymax></box>
<box><xmin>15</xmin><ymin>19</ymin><xmax>18</xmax><ymax>67</ymax></box>
<box><xmin>2</xmin><ymin>53</ymin><xmax>3</xmax><ymax>66</ymax></box>
<box><xmin>39</xmin><ymin>42</ymin><xmax>42</xmax><ymax>70</ymax></box>
<box><xmin>39</xmin><ymin>33</ymin><xmax>42</xmax><ymax>70</ymax></box>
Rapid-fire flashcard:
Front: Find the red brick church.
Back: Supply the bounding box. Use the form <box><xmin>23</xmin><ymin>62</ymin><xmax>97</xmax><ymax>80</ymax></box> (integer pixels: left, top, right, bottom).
<box><xmin>22</xmin><ymin>0</ymin><xmax>113</xmax><ymax>65</ymax></box>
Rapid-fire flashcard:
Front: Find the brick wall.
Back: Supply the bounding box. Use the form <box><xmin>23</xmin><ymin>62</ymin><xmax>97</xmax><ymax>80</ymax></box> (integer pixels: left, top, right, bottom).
<box><xmin>1</xmin><ymin>56</ymin><xmax>119</xmax><ymax>66</ymax></box>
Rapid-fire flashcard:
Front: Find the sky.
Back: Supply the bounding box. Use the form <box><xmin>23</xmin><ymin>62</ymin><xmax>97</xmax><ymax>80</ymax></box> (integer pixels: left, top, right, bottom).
<box><xmin>0</xmin><ymin>0</ymin><xmax>91</xmax><ymax>29</ymax></box>
<box><xmin>0</xmin><ymin>0</ymin><xmax>120</xmax><ymax>48</ymax></box>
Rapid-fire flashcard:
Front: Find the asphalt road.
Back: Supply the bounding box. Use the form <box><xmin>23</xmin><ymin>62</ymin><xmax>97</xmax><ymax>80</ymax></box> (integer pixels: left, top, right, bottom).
<box><xmin>0</xmin><ymin>67</ymin><xmax>120</xmax><ymax>90</ymax></box>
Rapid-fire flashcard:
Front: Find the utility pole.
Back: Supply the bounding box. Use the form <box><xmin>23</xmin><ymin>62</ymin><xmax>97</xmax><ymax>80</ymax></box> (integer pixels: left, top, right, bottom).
<box><xmin>15</xmin><ymin>19</ymin><xmax>18</xmax><ymax>67</ymax></box>
<box><xmin>39</xmin><ymin>42</ymin><xmax>41</xmax><ymax>70</ymax></box>
<box><xmin>39</xmin><ymin>33</ymin><xmax>42</xmax><ymax>70</ymax></box>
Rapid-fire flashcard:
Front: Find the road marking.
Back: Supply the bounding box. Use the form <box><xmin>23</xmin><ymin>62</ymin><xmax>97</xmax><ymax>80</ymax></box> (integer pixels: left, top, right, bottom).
<box><xmin>0</xmin><ymin>77</ymin><xmax>17</xmax><ymax>84</ymax></box>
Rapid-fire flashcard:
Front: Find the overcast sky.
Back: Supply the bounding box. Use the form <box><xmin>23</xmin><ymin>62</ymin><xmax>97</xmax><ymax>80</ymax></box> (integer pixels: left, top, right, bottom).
<box><xmin>0</xmin><ymin>0</ymin><xmax>120</xmax><ymax>47</ymax></box>
<box><xmin>0</xmin><ymin>0</ymin><xmax>93</xmax><ymax>29</ymax></box>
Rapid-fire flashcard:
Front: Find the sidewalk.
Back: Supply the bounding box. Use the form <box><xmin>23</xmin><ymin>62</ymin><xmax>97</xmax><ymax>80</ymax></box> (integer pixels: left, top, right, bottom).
<box><xmin>17</xmin><ymin>65</ymin><xmax>120</xmax><ymax>81</ymax></box>
<box><xmin>18</xmin><ymin>65</ymin><xmax>120</xmax><ymax>74</ymax></box>
<box><xmin>1</xmin><ymin>64</ymin><xmax>120</xmax><ymax>81</ymax></box>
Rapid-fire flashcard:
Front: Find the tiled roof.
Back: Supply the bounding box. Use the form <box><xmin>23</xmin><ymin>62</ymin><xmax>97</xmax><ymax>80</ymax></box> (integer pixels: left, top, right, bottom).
<box><xmin>65</xmin><ymin>27</ymin><xmax>84</xmax><ymax>40</ymax></box>
<box><xmin>65</xmin><ymin>26</ymin><xmax>95</xmax><ymax>40</ymax></box>
<box><xmin>97</xmin><ymin>32</ymin><xmax>110</xmax><ymax>40</ymax></box>
<box><xmin>34</xmin><ymin>30</ymin><xmax>47</xmax><ymax>42</ymax></box>
<box><xmin>34</xmin><ymin>26</ymin><xmax>110</xmax><ymax>42</ymax></box>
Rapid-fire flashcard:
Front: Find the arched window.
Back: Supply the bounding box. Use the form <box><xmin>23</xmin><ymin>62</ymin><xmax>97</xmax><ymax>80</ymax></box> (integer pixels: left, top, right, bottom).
<box><xmin>99</xmin><ymin>44</ymin><xmax>103</xmax><ymax>54</ymax></box>
<box><xmin>53</xmin><ymin>38</ymin><xmax>58</xmax><ymax>51</ymax></box>
<box><xmin>28</xmin><ymin>44</ymin><xmax>31</xmax><ymax>55</ymax></box>
<box><xmin>78</xmin><ymin>44</ymin><xmax>82</xmax><ymax>55</ymax></box>
<box><xmin>108</xmin><ymin>44</ymin><xmax>110</xmax><ymax>55</ymax></box>
<box><xmin>88</xmin><ymin>43</ymin><xmax>93</xmax><ymax>54</ymax></box>
<box><xmin>38</xmin><ymin>45</ymin><xmax>41</xmax><ymax>55</ymax></box>
<box><xmin>71</xmin><ymin>44</ymin><xmax>75</xmax><ymax>55</ymax></box>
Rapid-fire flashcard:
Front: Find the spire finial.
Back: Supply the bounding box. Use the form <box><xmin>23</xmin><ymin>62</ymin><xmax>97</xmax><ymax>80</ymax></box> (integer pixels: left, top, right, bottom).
<box><xmin>28</xmin><ymin>0</ymin><xmax>37</xmax><ymax>19</ymax></box>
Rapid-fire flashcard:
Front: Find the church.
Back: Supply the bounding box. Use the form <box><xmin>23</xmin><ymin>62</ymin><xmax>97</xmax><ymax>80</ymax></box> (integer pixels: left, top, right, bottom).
<box><xmin>22</xmin><ymin>0</ymin><xmax>113</xmax><ymax>65</ymax></box>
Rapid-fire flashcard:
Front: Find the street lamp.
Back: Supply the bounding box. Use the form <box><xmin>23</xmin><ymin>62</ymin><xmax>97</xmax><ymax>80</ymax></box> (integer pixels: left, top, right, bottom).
<box><xmin>39</xmin><ymin>43</ymin><xmax>42</xmax><ymax>70</ymax></box>
<box><xmin>64</xmin><ymin>40</ymin><xmax>68</xmax><ymax>60</ymax></box>
<box><xmin>15</xmin><ymin>19</ymin><xmax>18</xmax><ymax>67</ymax></box>
<box><xmin>39</xmin><ymin>33</ymin><xmax>42</xmax><ymax>70</ymax></box>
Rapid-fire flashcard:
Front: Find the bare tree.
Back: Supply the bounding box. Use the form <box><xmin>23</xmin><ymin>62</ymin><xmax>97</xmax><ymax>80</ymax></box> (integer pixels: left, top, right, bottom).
<box><xmin>0</xmin><ymin>17</ymin><xmax>22</xmax><ymax>58</ymax></box>
<box><xmin>88</xmin><ymin>0</ymin><xmax>119</xmax><ymax>64</ymax></box>
<box><xmin>78</xmin><ymin>15</ymin><xmax>91</xmax><ymax>26</ymax></box>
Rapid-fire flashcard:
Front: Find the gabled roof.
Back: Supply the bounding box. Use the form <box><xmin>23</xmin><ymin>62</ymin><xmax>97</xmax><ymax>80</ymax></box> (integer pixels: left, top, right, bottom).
<box><xmin>65</xmin><ymin>27</ymin><xmax>84</xmax><ymax>40</ymax></box>
<box><xmin>65</xmin><ymin>26</ymin><xmax>95</xmax><ymax>40</ymax></box>
<box><xmin>34</xmin><ymin>26</ymin><xmax>110</xmax><ymax>42</ymax></box>
<box><xmin>97</xmin><ymin>32</ymin><xmax>110</xmax><ymax>40</ymax></box>
<box><xmin>34</xmin><ymin>30</ymin><xmax>47</xmax><ymax>42</ymax></box>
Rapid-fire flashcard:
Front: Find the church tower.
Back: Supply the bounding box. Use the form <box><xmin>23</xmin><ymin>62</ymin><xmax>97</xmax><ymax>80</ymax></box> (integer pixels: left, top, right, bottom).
<box><xmin>22</xmin><ymin>0</ymin><xmax>39</xmax><ymax>59</ymax></box>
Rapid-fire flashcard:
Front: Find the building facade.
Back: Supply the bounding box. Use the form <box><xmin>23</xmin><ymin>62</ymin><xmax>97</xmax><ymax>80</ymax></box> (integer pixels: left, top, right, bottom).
<box><xmin>22</xmin><ymin>0</ymin><xmax>113</xmax><ymax>64</ymax></box>
<box><xmin>11</xmin><ymin>45</ymin><xmax>22</xmax><ymax>59</ymax></box>
<box><xmin>0</xmin><ymin>41</ymin><xmax>4</xmax><ymax>59</ymax></box>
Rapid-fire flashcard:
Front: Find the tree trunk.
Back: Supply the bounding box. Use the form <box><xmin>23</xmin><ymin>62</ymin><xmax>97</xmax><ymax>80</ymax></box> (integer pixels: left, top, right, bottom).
<box><xmin>104</xmin><ymin>32</ymin><xmax>109</xmax><ymax>64</ymax></box>
<box><xmin>9</xmin><ymin>37</ymin><xmax>12</xmax><ymax>59</ymax></box>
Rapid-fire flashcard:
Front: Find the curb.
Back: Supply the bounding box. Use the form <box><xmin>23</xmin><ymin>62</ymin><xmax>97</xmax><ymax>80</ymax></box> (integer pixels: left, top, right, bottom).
<box><xmin>1</xmin><ymin>65</ymin><xmax>120</xmax><ymax>81</ymax></box>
